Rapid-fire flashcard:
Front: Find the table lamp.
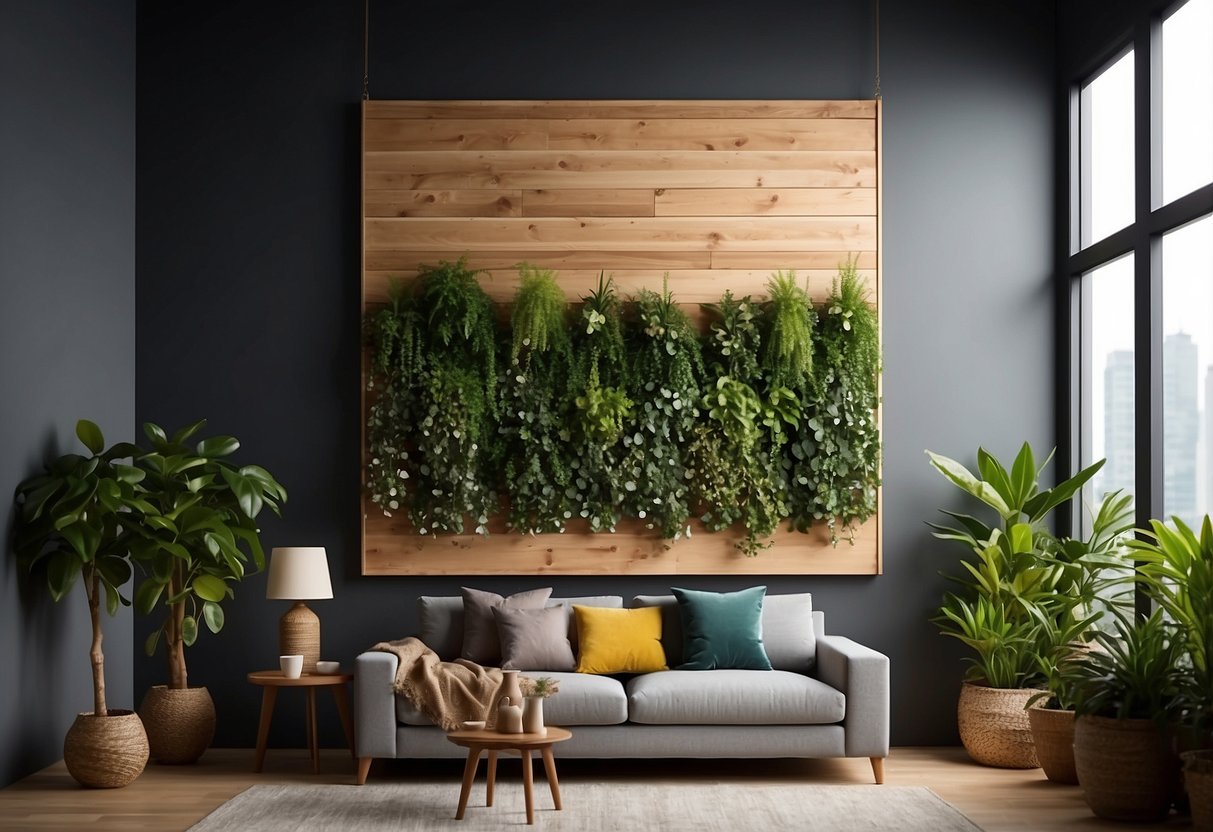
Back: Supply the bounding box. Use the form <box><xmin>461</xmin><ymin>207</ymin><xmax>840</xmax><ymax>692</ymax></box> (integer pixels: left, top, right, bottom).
<box><xmin>266</xmin><ymin>546</ymin><xmax>333</xmax><ymax>673</ymax></box>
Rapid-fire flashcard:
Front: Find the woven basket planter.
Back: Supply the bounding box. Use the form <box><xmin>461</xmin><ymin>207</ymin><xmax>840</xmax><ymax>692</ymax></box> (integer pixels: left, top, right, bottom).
<box><xmin>63</xmin><ymin>710</ymin><xmax>148</xmax><ymax>788</ymax></box>
<box><xmin>957</xmin><ymin>682</ymin><xmax>1040</xmax><ymax>768</ymax></box>
<box><xmin>1073</xmin><ymin>715</ymin><xmax>1180</xmax><ymax>822</ymax></box>
<box><xmin>139</xmin><ymin>685</ymin><xmax>216</xmax><ymax>764</ymax></box>
<box><xmin>1028</xmin><ymin>707</ymin><xmax>1078</xmax><ymax>784</ymax></box>
<box><xmin>1182</xmin><ymin>750</ymin><xmax>1213</xmax><ymax>831</ymax></box>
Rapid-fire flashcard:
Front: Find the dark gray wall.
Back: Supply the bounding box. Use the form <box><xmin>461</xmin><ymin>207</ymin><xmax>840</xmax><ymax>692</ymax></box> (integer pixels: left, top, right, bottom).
<box><xmin>135</xmin><ymin>0</ymin><xmax>1056</xmax><ymax>749</ymax></box>
<box><xmin>0</xmin><ymin>1</ymin><xmax>136</xmax><ymax>788</ymax></box>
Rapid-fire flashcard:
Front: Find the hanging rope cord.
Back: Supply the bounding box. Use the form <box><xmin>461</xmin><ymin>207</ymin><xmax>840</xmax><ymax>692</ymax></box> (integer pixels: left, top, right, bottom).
<box><xmin>874</xmin><ymin>0</ymin><xmax>881</xmax><ymax>100</ymax></box>
<box><xmin>362</xmin><ymin>0</ymin><xmax>370</xmax><ymax>100</ymax></box>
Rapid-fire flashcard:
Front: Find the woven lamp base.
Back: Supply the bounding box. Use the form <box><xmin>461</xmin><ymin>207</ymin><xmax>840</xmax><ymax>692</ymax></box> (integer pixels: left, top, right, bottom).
<box><xmin>280</xmin><ymin>601</ymin><xmax>321</xmax><ymax>672</ymax></box>
<box><xmin>63</xmin><ymin>710</ymin><xmax>149</xmax><ymax>788</ymax></box>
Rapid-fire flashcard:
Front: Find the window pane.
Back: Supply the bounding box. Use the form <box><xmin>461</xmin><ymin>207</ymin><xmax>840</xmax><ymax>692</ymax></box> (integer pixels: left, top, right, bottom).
<box><xmin>1163</xmin><ymin>214</ymin><xmax>1213</xmax><ymax>528</ymax></box>
<box><xmin>1082</xmin><ymin>51</ymin><xmax>1135</xmax><ymax>247</ymax></box>
<box><xmin>1163</xmin><ymin>0</ymin><xmax>1213</xmax><ymax>203</ymax></box>
<box><xmin>1086</xmin><ymin>255</ymin><xmax>1136</xmax><ymax>507</ymax></box>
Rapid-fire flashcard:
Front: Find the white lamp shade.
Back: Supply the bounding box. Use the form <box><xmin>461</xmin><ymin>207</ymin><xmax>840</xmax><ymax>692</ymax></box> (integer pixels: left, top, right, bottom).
<box><xmin>266</xmin><ymin>547</ymin><xmax>333</xmax><ymax>600</ymax></box>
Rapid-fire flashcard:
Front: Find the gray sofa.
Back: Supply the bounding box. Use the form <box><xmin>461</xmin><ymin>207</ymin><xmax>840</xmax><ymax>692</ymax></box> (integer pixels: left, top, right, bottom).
<box><xmin>353</xmin><ymin>593</ymin><xmax>890</xmax><ymax>785</ymax></box>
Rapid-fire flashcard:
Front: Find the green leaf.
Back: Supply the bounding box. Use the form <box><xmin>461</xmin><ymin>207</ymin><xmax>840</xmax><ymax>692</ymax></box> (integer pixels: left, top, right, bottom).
<box><xmin>1009</xmin><ymin>523</ymin><xmax>1034</xmax><ymax>554</ymax></box>
<box><xmin>1009</xmin><ymin>442</ymin><xmax>1036</xmax><ymax>507</ymax></box>
<box><xmin>102</xmin><ymin>441</ymin><xmax>141</xmax><ymax>461</ymax></box>
<box><xmin>144</xmin><ymin>515</ymin><xmax>179</xmax><ymax>534</ymax></box>
<box><xmin>221</xmin><ymin>468</ymin><xmax>262</xmax><ymax>518</ymax></box>
<box><xmin>114</xmin><ymin>464</ymin><xmax>146</xmax><ymax>484</ymax></box>
<box><xmin>181</xmin><ymin>616</ymin><xmax>198</xmax><ymax>646</ymax></box>
<box><xmin>143</xmin><ymin>422</ymin><xmax>169</xmax><ymax>447</ymax></box>
<box><xmin>192</xmin><ymin>574</ymin><xmax>227</xmax><ymax>603</ymax></box>
<box><xmin>134</xmin><ymin>578</ymin><xmax>166</xmax><ymax>614</ymax></box>
<box><xmin>202</xmin><ymin>601</ymin><xmax>225</xmax><ymax>634</ymax></box>
<box><xmin>144</xmin><ymin>627</ymin><xmax>162</xmax><ymax>657</ymax></box>
<box><xmin>47</xmin><ymin>552</ymin><xmax>81</xmax><ymax>602</ymax></box>
<box><xmin>104</xmin><ymin>581</ymin><xmax>120</xmax><ymax>616</ymax></box>
<box><xmin>171</xmin><ymin>419</ymin><xmax>208</xmax><ymax>445</ymax></box>
<box><xmin>197</xmin><ymin>436</ymin><xmax>240</xmax><ymax>458</ymax></box>
<box><xmin>75</xmin><ymin>420</ymin><xmax>105</xmax><ymax>455</ymax></box>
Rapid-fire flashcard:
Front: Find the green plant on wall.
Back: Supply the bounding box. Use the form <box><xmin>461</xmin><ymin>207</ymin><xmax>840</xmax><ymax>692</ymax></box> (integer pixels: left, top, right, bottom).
<box><xmin>569</xmin><ymin>274</ymin><xmax>634</xmax><ymax>532</ymax></box>
<box><xmin>498</xmin><ymin>265</ymin><xmax>577</xmax><ymax>534</ymax></box>
<box><xmin>787</xmin><ymin>260</ymin><xmax>882</xmax><ymax>543</ymax></box>
<box><xmin>621</xmin><ymin>275</ymin><xmax>703</xmax><ymax>539</ymax></box>
<box><xmin>364</xmin><ymin>278</ymin><xmax>424</xmax><ymax>520</ymax></box>
<box><xmin>690</xmin><ymin>292</ymin><xmax>798</xmax><ymax>555</ymax></box>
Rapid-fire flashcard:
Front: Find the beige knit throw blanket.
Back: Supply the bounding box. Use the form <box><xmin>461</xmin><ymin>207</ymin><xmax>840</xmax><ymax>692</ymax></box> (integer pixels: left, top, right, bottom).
<box><xmin>370</xmin><ymin>637</ymin><xmax>504</xmax><ymax>732</ymax></box>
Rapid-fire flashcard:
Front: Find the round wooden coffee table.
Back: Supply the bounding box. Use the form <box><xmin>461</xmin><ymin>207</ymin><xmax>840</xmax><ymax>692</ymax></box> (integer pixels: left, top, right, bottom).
<box><xmin>446</xmin><ymin>726</ymin><xmax>572</xmax><ymax>825</ymax></box>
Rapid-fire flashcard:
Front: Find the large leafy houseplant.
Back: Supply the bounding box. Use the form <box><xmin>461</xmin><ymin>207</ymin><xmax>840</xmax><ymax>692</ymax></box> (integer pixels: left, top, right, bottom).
<box><xmin>13</xmin><ymin>419</ymin><xmax>148</xmax><ymax>786</ymax></box>
<box><xmin>131</xmin><ymin>420</ymin><xmax>287</xmax><ymax>690</ymax></box>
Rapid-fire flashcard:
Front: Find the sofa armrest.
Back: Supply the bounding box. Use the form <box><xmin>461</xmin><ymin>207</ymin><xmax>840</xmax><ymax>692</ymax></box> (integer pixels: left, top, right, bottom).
<box><xmin>354</xmin><ymin>650</ymin><xmax>399</xmax><ymax>758</ymax></box>
<box><xmin>816</xmin><ymin>634</ymin><xmax>890</xmax><ymax>757</ymax></box>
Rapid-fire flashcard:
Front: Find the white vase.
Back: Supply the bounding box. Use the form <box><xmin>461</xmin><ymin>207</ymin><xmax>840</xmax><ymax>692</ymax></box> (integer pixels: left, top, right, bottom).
<box><xmin>523</xmin><ymin>696</ymin><xmax>546</xmax><ymax>735</ymax></box>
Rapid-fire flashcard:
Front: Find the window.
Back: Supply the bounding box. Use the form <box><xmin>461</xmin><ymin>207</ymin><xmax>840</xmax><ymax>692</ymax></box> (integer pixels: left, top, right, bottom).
<box><xmin>1071</xmin><ymin>0</ymin><xmax>1213</xmax><ymax>539</ymax></box>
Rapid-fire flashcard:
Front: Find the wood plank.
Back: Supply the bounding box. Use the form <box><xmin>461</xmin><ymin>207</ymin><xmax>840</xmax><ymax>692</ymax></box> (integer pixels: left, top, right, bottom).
<box><xmin>365</xmin><ymin>99</ymin><xmax>878</xmax><ymax>120</ymax></box>
<box><xmin>364</xmin><ymin>190</ymin><xmax>523</xmax><ymax>217</ymax></box>
<box><xmin>364</xmin><ymin>249</ymin><xmax>712</xmax><ymax>271</ymax></box>
<box><xmin>364</xmin><ymin>150</ymin><xmax>876</xmax><ymax>190</ymax></box>
<box><xmin>362</xmin><ymin>511</ymin><xmax>878</xmax><ymax>576</ymax></box>
<box><xmin>522</xmin><ymin>189</ymin><xmax>655</xmax><ymax>217</ymax></box>
<box><xmin>364</xmin><ymin>216</ymin><xmax>877</xmax><ymax>252</ymax></box>
<box><xmin>365</xmin><ymin>269</ymin><xmax>876</xmax><ymax>306</ymax></box>
<box><xmin>711</xmin><ymin>250</ymin><xmax>877</xmax><ymax>269</ymax></box>
<box><xmin>549</xmin><ymin>119</ymin><xmax>875</xmax><ymax>151</ymax></box>
<box><xmin>656</xmin><ymin>188</ymin><xmax>875</xmax><ymax>216</ymax></box>
<box><xmin>364</xmin><ymin>119</ymin><xmax>547</xmax><ymax>151</ymax></box>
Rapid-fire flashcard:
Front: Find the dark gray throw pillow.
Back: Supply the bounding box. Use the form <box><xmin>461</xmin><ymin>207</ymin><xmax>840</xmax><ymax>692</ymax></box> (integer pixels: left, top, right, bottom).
<box><xmin>493</xmin><ymin>605</ymin><xmax>576</xmax><ymax>671</ymax></box>
<box><xmin>460</xmin><ymin>586</ymin><xmax>552</xmax><ymax>666</ymax></box>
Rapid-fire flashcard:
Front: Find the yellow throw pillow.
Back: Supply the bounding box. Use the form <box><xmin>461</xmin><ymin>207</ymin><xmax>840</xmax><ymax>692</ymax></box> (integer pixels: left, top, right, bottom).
<box><xmin>574</xmin><ymin>605</ymin><xmax>668</xmax><ymax>674</ymax></box>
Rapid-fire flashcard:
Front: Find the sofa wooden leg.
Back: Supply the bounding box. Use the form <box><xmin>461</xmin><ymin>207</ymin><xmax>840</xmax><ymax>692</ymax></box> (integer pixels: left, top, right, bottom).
<box><xmin>870</xmin><ymin>756</ymin><xmax>885</xmax><ymax>785</ymax></box>
<box><xmin>356</xmin><ymin>756</ymin><xmax>373</xmax><ymax>785</ymax></box>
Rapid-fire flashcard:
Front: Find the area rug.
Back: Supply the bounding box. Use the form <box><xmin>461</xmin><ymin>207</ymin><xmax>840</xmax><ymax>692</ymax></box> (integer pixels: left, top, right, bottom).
<box><xmin>187</xmin><ymin>783</ymin><xmax>982</xmax><ymax>831</ymax></box>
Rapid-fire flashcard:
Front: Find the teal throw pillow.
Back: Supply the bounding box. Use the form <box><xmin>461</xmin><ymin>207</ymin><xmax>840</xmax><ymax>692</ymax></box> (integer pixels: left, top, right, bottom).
<box><xmin>671</xmin><ymin>585</ymin><xmax>772</xmax><ymax>671</ymax></box>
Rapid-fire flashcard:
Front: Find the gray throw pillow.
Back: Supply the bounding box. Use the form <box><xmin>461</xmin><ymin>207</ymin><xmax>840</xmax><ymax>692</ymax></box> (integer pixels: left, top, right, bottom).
<box><xmin>493</xmin><ymin>605</ymin><xmax>576</xmax><ymax>671</ymax></box>
<box><xmin>461</xmin><ymin>586</ymin><xmax>552</xmax><ymax>666</ymax></box>
<box><xmin>758</xmin><ymin>593</ymin><xmax>816</xmax><ymax>671</ymax></box>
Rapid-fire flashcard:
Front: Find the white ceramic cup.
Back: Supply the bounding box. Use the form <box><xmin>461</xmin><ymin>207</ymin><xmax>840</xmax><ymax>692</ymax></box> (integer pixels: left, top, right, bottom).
<box><xmin>280</xmin><ymin>654</ymin><xmax>304</xmax><ymax>679</ymax></box>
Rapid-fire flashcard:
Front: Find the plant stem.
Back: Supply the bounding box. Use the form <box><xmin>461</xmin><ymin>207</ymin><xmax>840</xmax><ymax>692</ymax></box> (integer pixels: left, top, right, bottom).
<box><xmin>86</xmin><ymin>567</ymin><xmax>107</xmax><ymax>717</ymax></box>
<box><xmin>167</xmin><ymin>562</ymin><xmax>188</xmax><ymax>690</ymax></box>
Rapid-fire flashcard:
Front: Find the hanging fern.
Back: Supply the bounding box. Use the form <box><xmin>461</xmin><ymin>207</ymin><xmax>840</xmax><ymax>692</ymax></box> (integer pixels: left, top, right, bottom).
<box><xmin>621</xmin><ymin>275</ymin><xmax>703</xmax><ymax>539</ymax></box>
<box><xmin>499</xmin><ymin>265</ymin><xmax>577</xmax><ymax>534</ymax></box>
<box><xmin>762</xmin><ymin>271</ymin><xmax>815</xmax><ymax>392</ymax></box>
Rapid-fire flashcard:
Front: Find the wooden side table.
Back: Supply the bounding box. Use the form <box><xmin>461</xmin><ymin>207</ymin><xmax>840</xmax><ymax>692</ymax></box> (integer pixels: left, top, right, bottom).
<box><xmin>446</xmin><ymin>727</ymin><xmax>572</xmax><ymax>825</ymax></box>
<box><xmin>247</xmin><ymin>670</ymin><xmax>354</xmax><ymax>774</ymax></box>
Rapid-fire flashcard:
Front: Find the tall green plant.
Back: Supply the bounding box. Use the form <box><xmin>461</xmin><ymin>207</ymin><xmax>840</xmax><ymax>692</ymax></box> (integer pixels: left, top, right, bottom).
<box><xmin>13</xmin><ymin>420</ymin><xmax>140</xmax><ymax>716</ymax></box>
<box><xmin>130</xmin><ymin>420</ymin><xmax>286</xmax><ymax>690</ymax></box>
<box><xmin>622</xmin><ymin>275</ymin><xmax>703</xmax><ymax>539</ymax></box>
<box><xmin>499</xmin><ymin>265</ymin><xmax>576</xmax><ymax>533</ymax></box>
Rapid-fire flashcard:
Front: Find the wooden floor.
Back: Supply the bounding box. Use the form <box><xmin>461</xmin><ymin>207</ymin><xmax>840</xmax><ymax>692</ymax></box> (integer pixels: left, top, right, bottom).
<box><xmin>0</xmin><ymin>746</ymin><xmax>1192</xmax><ymax>831</ymax></box>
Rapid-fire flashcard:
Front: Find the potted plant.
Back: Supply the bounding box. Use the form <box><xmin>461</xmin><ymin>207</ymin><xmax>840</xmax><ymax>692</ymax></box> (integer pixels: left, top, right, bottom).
<box><xmin>12</xmin><ymin>420</ymin><xmax>149</xmax><ymax>787</ymax></box>
<box><xmin>1067</xmin><ymin>609</ymin><xmax>1187</xmax><ymax>821</ymax></box>
<box><xmin>927</xmin><ymin>442</ymin><xmax>1103</xmax><ymax>768</ymax></box>
<box><xmin>1025</xmin><ymin>489</ymin><xmax>1134</xmax><ymax>784</ymax></box>
<box><xmin>129</xmin><ymin>420</ymin><xmax>286</xmax><ymax>763</ymax></box>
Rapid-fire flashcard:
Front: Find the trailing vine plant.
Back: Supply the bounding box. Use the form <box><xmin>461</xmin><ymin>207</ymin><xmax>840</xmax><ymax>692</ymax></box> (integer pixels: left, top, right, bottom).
<box><xmin>691</xmin><ymin>293</ymin><xmax>799</xmax><ymax>556</ymax></box>
<box><xmin>621</xmin><ymin>275</ymin><xmax>703</xmax><ymax>539</ymax></box>
<box><xmin>498</xmin><ymin>266</ymin><xmax>577</xmax><ymax>534</ymax></box>
<box><xmin>569</xmin><ymin>274</ymin><xmax>634</xmax><ymax>532</ymax></box>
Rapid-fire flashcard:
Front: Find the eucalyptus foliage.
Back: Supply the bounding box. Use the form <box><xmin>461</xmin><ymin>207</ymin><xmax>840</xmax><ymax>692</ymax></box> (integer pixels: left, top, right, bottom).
<box><xmin>785</xmin><ymin>261</ymin><xmax>882</xmax><ymax>542</ymax></box>
<box><xmin>499</xmin><ymin>266</ymin><xmax>576</xmax><ymax>534</ymax></box>
<box><xmin>621</xmin><ymin>276</ymin><xmax>703</xmax><ymax>539</ymax></box>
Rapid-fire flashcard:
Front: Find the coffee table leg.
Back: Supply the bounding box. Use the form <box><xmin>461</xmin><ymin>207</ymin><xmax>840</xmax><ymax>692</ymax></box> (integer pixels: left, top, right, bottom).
<box><xmin>253</xmin><ymin>686</ymin><xmax>277</xmax><ymax>773</ymax></box>
<box><xmin>455</xmin><ymin>746</ymin><xmax>481</xmax><ymax>820</ymax></box>
<box><xmin>521</xmin><ymin>749</ymin><xmax>535</xmax><ymax>825</ymax></box>
<box><xmin>486</xmin><ymin>751</ymin><xmax>497</xmax><ymax>807</ymax></box>
<box><xmin>541</xmin><ymin>745</ymin><xmax>562</xmax><ymax>810</ymax></box>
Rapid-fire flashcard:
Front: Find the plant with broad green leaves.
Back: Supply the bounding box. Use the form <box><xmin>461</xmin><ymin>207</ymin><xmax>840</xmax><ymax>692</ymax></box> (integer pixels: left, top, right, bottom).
<box><xmin>499</xmin><ymin>265</ymin><xmax>577</xmax><ymax>534</ymax></box>
<box><xmin>621</xmin><ymin>276</ymin><xmax>703</xmax><ymax>539</ymax></box>
<box><xmin>130</xmin><ymin>420</ymin><xmax>286</xmax><ymax>690</ymax></box>
<box><xmin>13</xmin><ymin>419</ymin><xmax>141</xmax><ymax>716</ymax></box>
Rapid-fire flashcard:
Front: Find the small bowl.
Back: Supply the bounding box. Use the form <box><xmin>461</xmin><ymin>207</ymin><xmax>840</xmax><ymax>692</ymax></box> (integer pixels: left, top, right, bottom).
<box><xmin>315</xmin><ymin>660</ymin><xmax>341</xmax><ymax>674</ymax></box>
<box><xmin>461</xmin><ymin>720</ymin><xmax>486</xmax><ymax>731</ymax></box>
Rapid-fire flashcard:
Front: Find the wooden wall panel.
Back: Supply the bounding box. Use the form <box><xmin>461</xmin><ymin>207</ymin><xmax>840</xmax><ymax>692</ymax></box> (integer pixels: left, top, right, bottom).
<box><xmin>361</xmin><ymin>100</ymin><xmax>882</xmax><ymax>576</ymax></box>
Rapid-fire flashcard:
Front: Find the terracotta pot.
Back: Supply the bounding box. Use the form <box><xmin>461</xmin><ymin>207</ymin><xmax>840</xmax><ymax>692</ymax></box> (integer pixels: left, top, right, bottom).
<box><xmin>1183</xmin><ymin>750</ymin><xmax>1213</xmax><ymax>831</ymax></box>
<box><xmin>957</xmin><ymin>681</ymin><xmax>1041</xmax><ymax>768</ymax></box>
<box><xmin>1028</xmin><ymin>707</ymin><xmax>1078</xmax><ymax>784</ymax></box>
<box><xmin>1073</xmin><ymin>714</ymin><xmax>1181</xmax><ymax>821</ymax></box>
<box><xmin>63</xmin><ymin>709</ymin><xmax>149</xmax><ymax>788</ymax></box>
<box><xmin>139</xmin><ymin>685</ymin><xmax>216</xmax><ymax>764</ymax></box>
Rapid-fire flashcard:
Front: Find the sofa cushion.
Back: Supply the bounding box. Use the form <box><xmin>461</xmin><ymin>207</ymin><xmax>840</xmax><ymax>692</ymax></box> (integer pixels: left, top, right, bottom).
<box><xmin>626</xmin><ymin>670</ymin><xmax>845</xmax><ymax>725</ymax></box>
<box><xmin>671</xmin><ymin>586</ymin><xmax>772</xmax><ymax>671</ymax></box>
<box><xmin>494</xmin><ymin>605</ymin><xmax>576</xmax><ymax>671</ymax></box>
<box><xmin>396</xmin><ymin>671</ymin><xmax>627</xmax><ymax>726</ymax></box>
<box><xmin>419</xmin><ymin>595</ymin><xmax>622</xmax><ymax>661</ymax></box>
<box><xmin>461</xmin><ymin>587</ymin><xmax>552</xmax><ymax>666</ymax></box>
<box><xmin>633</xmin><ymin>593</ymin><xmax>815</xmax><ymax>672</ymax></box>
